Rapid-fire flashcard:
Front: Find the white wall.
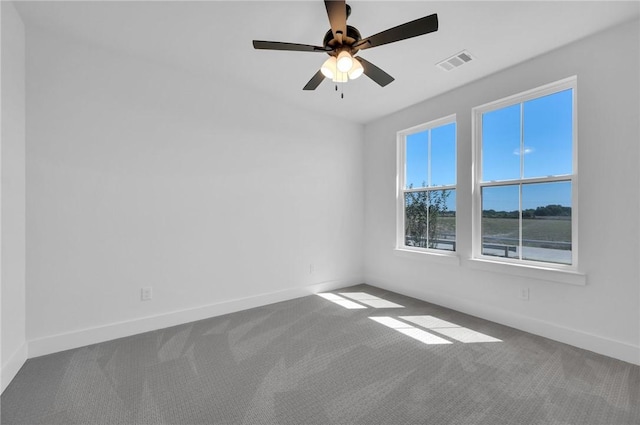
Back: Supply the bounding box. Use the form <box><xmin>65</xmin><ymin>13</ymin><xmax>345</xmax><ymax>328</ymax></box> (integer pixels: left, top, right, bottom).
<box><xmin>15</xmin><ymin>7</ymin><xmax>638</xmax><ymax>368</ymax></box>
<box><xmin>363</xmin><ymin>20</ymin><xmax>640</xmax><ymax>364</ymax></box>
<box><xmin>1</xmin><ymin>1</ymin><xmax>27</xmax><ymax>392</ymax></box>
<box><xmin>25</xmin><ymin>28</ymin><xmax>364</xmax><ymax>356</ymax></box>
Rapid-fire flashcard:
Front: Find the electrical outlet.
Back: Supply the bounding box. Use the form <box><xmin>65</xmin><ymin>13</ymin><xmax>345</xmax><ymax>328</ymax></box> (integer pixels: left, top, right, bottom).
<box><xmin>519</xmin><ymin>288</ymin><xmax>530</xmax><ymax>301</ymax></box>
<box><xmin>141</xmin><ymin>287</ymin><xmax>153</xmax><ymax>301</ymax></box>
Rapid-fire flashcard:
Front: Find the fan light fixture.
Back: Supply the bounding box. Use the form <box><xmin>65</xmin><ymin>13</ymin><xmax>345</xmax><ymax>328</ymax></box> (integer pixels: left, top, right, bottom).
<box><xmin>337</xmin><ymin>51</ymin><xmax>353</xmax><ymax>72</ymax></box>
<box><xmin>348</xmin><ymin>59</ymin><xmax>363</xmax><ymax>79</ymax></box>
<box><xmin>321</xmin><ymin>56</ymin><xmax>337</xmax><ymax>79</ymax></box>
<box><xmin>321</xmin><ymin>54</ymin><xmax>363</xmax><ymax>82</ymax></box>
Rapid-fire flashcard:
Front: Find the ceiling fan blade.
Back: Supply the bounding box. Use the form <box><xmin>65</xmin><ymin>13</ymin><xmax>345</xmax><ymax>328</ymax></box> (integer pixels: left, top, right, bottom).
<box><xmin>356</xmin><ymin>56</ymin><xmax>394</xmax><ymax>87</ymax></box>
<box><xmin>303</xmin><ymin>70</ymin><xmax>326</xmax><ymax>90</ymax></box>
<box><xmin>253</xmin><ymin>40</ymin><xmax>331</xmax><ymax>52</ymax></box>
<box><xmin>324</xmin><ymin>0</ymin><xmax>347</xmax><ymax>43</ymax></box>
<box><xmin>353</xmin><ymin>14</ymin><xmax>438</xmax><ymax>51</ymax></box>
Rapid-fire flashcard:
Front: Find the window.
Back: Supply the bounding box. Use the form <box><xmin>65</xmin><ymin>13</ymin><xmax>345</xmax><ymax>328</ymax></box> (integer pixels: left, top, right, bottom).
<box><xmin>397</xmin><ymin>115</ymin><xmax>456</xmax><ymax>253</ymax></box>
<box><xmin>473</xmin><ymin>77</ymin><xmax>577</xmax><ymax>268</ymax></box>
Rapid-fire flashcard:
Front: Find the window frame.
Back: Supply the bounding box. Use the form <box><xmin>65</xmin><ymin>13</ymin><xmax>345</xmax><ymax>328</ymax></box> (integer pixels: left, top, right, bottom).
<box><xmin>396</xmin><ymin>114</ymin><xmax>457</xmax><ymax>257</ymax></box>
<box><xmin>471</xmin><ymin>76</ymin><xmax>579</xmax><ymax>271</ymax></box>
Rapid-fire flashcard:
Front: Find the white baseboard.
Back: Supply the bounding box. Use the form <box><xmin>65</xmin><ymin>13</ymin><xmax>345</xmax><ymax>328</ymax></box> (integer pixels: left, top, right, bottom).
<box><xmin>28</xmin><ymin>279</ymin><xmax>356</xmax><ymax>359</ymax></box>
<box><xmin>367</xmin><ymin>278</ymin><xmax>640</xmax><ymax>366</ymax></box>
<box><xmin>1</xmin><ymin>342</ymin><xmax>28</xmax><ymax>393</ymax></box>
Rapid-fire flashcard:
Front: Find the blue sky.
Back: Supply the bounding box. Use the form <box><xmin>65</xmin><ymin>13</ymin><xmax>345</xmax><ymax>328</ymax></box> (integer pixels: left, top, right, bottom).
<box><xmin>406</xmin><ymin>122</ymin><xmax>455</xmax><ymax>188</ymax></box>
<box><xmin>405</xmin><ymin>89</ymin><xmax>573</xmax><ymax>212</ymax></box>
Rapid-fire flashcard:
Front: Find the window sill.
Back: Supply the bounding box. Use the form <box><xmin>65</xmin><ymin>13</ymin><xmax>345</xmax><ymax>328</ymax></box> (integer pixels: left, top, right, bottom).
<box><xmin>394</xmin><ymin>248</ymin><xmax>461</xmax><ymax>266</ymax></box>
<box><xmin>466</xmin><ymin>257</ymin><xmax>586</xmax><ymax>286</ymax></box>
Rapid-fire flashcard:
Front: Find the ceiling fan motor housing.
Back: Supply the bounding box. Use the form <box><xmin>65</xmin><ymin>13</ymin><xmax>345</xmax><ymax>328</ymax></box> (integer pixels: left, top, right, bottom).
<box><xmin>323</xmin><ymin>25</ymin><xmax>362</xmax><ymax>54</ymax></box>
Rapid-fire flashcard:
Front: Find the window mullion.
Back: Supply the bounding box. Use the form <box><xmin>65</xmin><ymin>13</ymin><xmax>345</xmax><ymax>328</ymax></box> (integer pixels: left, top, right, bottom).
<box><xmin>404</xmin><ymin>185</ymin><xmax>456</xmax><ymax>193</ymax></box>
<box><xmin>426</xmin><ymin>130</ymin><xmax>431</xmax><ymax>247</ymax></box>
<box><xmin>520</xmin><ymin>103</ymin><xmax>524</xmax><ymax>179</ymax></box>
<box><xmin>480</xmin><ymin>175</ymin><xmax>571</xmax><ymax>187</ymax></box>
<box><xmin>427</xmin><ymin>129</ymin><xmax>432</xmax><ymax>187</ymax></box>
<box><xmin>519</xmin><ymin>104</ymin><xmax>524</xmax><ymax>260</ymax></box>
<box><xmin>518</xmin><ymin>184</ymin><xmax>523</xmax><ymax>260</ymax></box>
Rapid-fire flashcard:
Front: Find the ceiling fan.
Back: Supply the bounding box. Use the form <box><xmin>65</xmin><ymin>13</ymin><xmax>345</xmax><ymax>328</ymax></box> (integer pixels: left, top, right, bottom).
<box><xmin>252</xmin><ymin>1</ymin><xmax>438</xmax><ymax>90</ymax></box>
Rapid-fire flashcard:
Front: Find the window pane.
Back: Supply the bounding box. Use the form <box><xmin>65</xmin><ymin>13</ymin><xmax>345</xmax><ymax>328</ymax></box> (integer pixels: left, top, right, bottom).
<box><xmin>405</xmin><ymin>131</ymin><xmax>428</xmax><ymax>188</ymax></box>
<box><xmin>429</xmin><ymin>189</ymin><xmax>456</xmax><ymax>251</ymax></box>
<box><xmin>523</xmin><ymin>89</ymin><xmax>573</xmax><ymax>178</ymax></box>
<box><xmin>405</xmin><ymin>191</ymin><xmax>429</xmax><ymax>248</ymax></box>
<box><xmin>405</xmin><ymin>190</ymin><xmax>456</xmax><ymax>251</ymax></box>
<box><xmin>430</xmin><ymin>123</ymin><xmax>456</xmax><ymax>186</ymax></box>
<box><xmin>482</xmin><ymin>104</ymin><xmax>521</xmax><ymax>181</ymax></box>
<box><xmin>481</xmin><ymin>185</ymin><xmax>519</xmax><ymax>258</ymax></box>
<box><xmin>522</xmin><ymin>181</ymin><xmax>572</xmax><ymax>264</ymax></box>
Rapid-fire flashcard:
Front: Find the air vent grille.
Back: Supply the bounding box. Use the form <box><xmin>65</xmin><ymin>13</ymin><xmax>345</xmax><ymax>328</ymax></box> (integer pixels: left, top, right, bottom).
<box><xmin>437</xmin><ymin>50</ymin><xmax>474</xmax><ymax>71</ymax></box>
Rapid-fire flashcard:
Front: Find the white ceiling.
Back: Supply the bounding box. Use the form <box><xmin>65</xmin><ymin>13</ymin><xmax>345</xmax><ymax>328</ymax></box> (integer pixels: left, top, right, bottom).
<box><xmin>13</xmin><ymin>0</ymin><xmax>640</xmax><ymax>124</ymax></box>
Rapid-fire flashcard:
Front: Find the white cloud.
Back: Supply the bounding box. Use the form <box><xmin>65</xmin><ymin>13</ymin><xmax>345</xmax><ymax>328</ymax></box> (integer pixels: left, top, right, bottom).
<box><xmin>513</xmin><ymin>146</ymin><xmax>535</xmax><ymax>155</ymax></box>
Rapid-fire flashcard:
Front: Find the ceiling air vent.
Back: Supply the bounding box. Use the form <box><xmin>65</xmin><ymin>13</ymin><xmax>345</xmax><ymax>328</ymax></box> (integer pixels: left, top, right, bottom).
<box><xmin>437</xmin><ymin>50</ymin><xmax>474</xmax><ymax>71</ymax></box>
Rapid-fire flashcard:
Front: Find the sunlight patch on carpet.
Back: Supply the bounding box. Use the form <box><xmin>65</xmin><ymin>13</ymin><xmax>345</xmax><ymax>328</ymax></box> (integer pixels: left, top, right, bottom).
<box><xmin>317</xmin><ymin>293</ymin><xmax>367</xmax><ymax>309</ymax></box>
<box><xmin>369</xmin><ymin>317</ymin><xmax>452</xmax><ymax>345</ymax></box>
<box><xmin>401</xmin><ymin>316</ymin><xmax>502</xmax><ymax>343</ymax></box>
<box><xmin>339</xmin><ymin>292</ymin><xmax>405</xmax><ymax>308</ymax></box>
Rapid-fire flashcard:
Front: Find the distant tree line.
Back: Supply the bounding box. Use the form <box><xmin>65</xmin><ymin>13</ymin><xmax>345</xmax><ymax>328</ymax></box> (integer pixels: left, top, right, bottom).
<box><xmin>483</xmin><ymin>204</ymin><xmax>571</xmax><ymax>219</ymax></box>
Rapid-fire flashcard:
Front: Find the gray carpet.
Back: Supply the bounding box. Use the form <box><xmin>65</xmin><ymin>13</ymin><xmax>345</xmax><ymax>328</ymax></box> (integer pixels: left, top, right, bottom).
<box><xmin>2</xmin><ymin>284</ymin><xmax>639</xmax><ymax>425</ymax></box>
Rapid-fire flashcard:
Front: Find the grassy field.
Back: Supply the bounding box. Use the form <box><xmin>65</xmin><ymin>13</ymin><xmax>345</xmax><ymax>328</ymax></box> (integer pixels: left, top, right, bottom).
<box><xmin>431</xmin><ymin>216</ymin><xmax>571</xmax><ymax>247</ymax></box>
<box><xmin>482</xmin><ymin>217</ymin><xmax>571</xmax><ymax>242</ymax></box>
